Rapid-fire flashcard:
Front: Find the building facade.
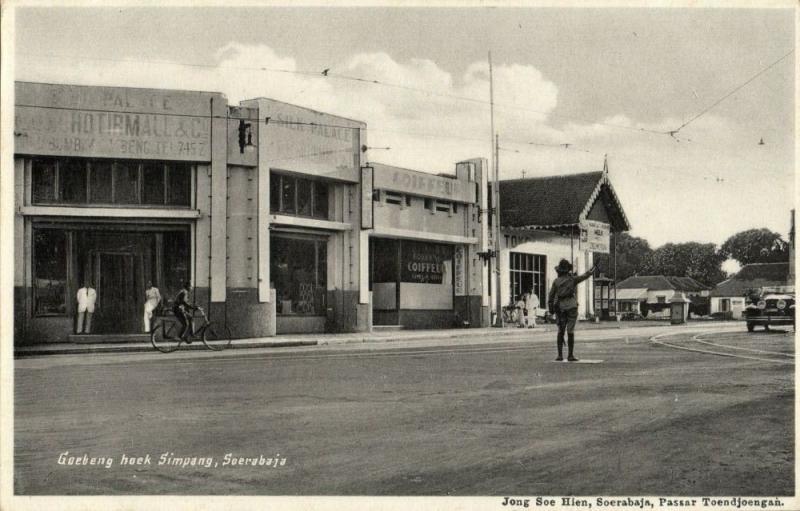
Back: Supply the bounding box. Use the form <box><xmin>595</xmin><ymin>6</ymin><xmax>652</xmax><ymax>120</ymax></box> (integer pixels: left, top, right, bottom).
<box><xmin>493</xmin><ymin>169</ymin><xmax>630</xmax><ymax>320</ymax></box>
<box><xmin>366</xmin><ymin>161</ymin><xmax>490</xmax><ymax>329</ymax></box>
<box><xmin>14</xmin><ymin>81</ymin><xmax>491</xmax><ymax>345</ymax></box>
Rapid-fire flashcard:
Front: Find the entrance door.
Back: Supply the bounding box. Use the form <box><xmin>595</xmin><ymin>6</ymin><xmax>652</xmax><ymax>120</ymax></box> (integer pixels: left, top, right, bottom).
<box><xmin>370</xmin><ymin>238</ymin><xmax>400</xmax><ymax>325</ymax></box>
<box><xmin>92</xmin><ymin>252</ymin><xmax>141</xmax><ymax>334</ymax></box>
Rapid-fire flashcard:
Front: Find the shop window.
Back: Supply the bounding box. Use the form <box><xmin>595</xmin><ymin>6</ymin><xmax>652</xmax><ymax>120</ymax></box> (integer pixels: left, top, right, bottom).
<box><xmin>113</xmin><ymin>161</ymin><xmax>139</xmax><ymax>204</ymax></box>
<box><xmin>33</xmin><ymin>229</ymin><xmax>67</xmax><ymax>315</ymax></box>
<box><xmin>270</xmin><ymin>174</ymin><xmax>281</xmax><ymax>211</ymax></box>
<box><xmin>89</xmin><ymin>160</ymin><xmax>113</xmax><ymax>203</ymax></box>
<box><xmin>280</xmin><ymin>176</ymin><xmax>296</xmax><ymax>214</ymax></box>
<box><xmin>32</xmin><ymin>159</ymin><xmax>57</xmax><ymax>203</ymax></box>
<box><xmin>163</xmin><ymin>230</ymin><xmax>190</xmax><ymax>301</ymax></box>
<box><xmin>297</xmin><ymin>178</ymin><xmax>313</xmax><ymax>216</ymax></box>
<box><xmin>166</xmin><ymin>162</ymin><xmax>191</xmax><ymax>206</ymax></box>
<box><xmin>509</xmin><ymin>252</ymin><xmax>546</xmax><ymax>308</ymax></box>
<box><xmin>313</xmin><ymin>181</ymin><xmax>328</xmax><ymax>218</ymax></box>
<box><xmin>269</xmin><ymin>172</ymin><xmax>330</xmax><ymax>220</ymax></box>
<box><xmin>271</xmin><ymin>235</ymin><xmax>327</xmax><ymax>315</ymax></box>
<box><xmin>31</xmin><ymin>157</ymin><xmax>192</xmax><ymax>207</ymax></box>
<box><xmin>142</xmin><ymin>162</ymin><xmax>165</xmax><ymax>204</ymax></box>
<box><xmin>424</xmin><ymin>198</ymin><xmax>434</xmax><ymax>212</ymax></box>
<box><xmin>60</xmin><ymin>159</ymin><xmax>87</xmax><ymax>203</ymax></box>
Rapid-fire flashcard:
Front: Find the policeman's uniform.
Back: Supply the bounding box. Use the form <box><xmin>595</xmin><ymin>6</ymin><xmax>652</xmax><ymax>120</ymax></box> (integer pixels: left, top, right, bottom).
<box><xmin>547</xmin><ymin>260</ymin><xmax>594</xmax><ymax>361</ymax></box>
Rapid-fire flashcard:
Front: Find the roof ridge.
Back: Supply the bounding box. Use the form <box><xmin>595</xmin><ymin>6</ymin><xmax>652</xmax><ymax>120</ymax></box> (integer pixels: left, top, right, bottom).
<box><xmin>500</xmin><ymin>170</ymin><xmax>603</xmax><ymax>183</ymax></box>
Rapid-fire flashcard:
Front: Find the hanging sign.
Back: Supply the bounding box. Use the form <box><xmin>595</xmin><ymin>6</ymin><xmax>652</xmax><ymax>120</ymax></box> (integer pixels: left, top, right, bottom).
<box><xmin>361</xmin><ymin>166</ymin><xmax>374</xmax><ymax>229</ymax></box>
<box><xmin>580</xmin><ymin>220</ymin><xmax>610</xmax><ymax>254</ymax></box>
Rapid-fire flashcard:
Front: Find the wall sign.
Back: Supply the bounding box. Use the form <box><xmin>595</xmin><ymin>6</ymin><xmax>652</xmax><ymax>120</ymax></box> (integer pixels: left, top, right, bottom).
<box><xmin>15</xmin><ymin>82</ymin><xmax>216</xmax><ymax>161</ymax></box>
<box><xmin>361</xmin><ymin>166</ymin><xmax>374</xmax><ymax>230</ymax></box>
<box><xmin>401</xmin><ymin>241</ymin><xmax>451</xmax><ymax>284</ymax></box>
<box><xmin>580</xmin><ymin>220</ymin><xmax>610</xmax><ymax>254</ymax></box>
<box><xmin>454</xmin><ymin>245</ymin><xmax>466</xmax><ymax>296</ymax></box>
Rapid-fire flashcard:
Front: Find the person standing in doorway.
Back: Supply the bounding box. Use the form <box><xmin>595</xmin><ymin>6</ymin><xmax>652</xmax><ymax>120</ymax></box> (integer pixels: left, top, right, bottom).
<box><xmin>522</xmin><ymin>288</ymin><xmax>540</xmax><ymax>328</ymax></box>
<box><xmin>548</xmin><ymin>259</ymin><xmax>595</xmax><ymax>361</ymax></box>
<box><xmin>76</xmin><ymin>280</ymin><xmax>97</xmax><ymax>334</ymax></box>
<box><xmin>143</xmin><ymin>281</ymin><xmax>162</xmax><ymax>333</ymax></box>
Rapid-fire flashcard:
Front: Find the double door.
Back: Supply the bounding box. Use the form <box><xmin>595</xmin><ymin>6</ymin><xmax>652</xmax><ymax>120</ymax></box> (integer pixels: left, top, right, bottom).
<box><xmin>89</xmin><ymin>251</ymin><xmax>143</xmax><ymax>334</ymax></box>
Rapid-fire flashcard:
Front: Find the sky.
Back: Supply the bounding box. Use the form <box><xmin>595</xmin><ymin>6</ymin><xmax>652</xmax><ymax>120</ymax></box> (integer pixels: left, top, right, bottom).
<box><xmin>11</xmin><ymin>5</ymin><xmax>796</xmax><ymax>264</ymax></box>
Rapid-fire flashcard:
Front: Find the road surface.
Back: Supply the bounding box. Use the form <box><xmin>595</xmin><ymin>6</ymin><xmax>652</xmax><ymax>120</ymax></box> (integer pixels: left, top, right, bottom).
<box><xmin>14</xmin><ymin>325</ymin><xmax>794</xmax><ymax>495</ymax></box>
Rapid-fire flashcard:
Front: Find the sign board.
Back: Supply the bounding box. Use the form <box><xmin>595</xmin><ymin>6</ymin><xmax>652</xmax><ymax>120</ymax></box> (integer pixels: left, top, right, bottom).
<box><xmin>361</xmin><ymin>166</ymin><xmax>374</xmax><ymax>229</ymax></box>
<box><xmin>373</xmin><ymin>164</ymin><xmax>476</xmax><ymax>203</ymax></box>
<box><xmin>580</xmin><ymin>220</ymin><xmax>610</xmax><ymax>254</ymax></box>
<box><xmin>15</xmin><ymin>82</ymin><xmax>216</xmax><ymax>161</ymax></box>
<box><xmin>401</xmin><ymin>241</ymin><xmax>451</xmax><ymax>284</ymax></box>
<box><xmin>454</xmin><ymin>245</ymin><xmax>466</xmax><ymax>296</ymax></box>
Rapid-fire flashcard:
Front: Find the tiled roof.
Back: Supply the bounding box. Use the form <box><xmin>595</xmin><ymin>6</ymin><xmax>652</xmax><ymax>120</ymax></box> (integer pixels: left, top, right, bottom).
<box><xmin>498</xmin><ymin>171</ymin><xmax>630</xmax><ymax>231</ymax></box>
<box><xmin>710</xmin><ymin>262</ymin><xmax>791</xmax><ymax>297</ymax></box>
<box><xmin>616</xmin><ymin>275</ymin><xmax>711</xmax><ymax>292</ymax></box>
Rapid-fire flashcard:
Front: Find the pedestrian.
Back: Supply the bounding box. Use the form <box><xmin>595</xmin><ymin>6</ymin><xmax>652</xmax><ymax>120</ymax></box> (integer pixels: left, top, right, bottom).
<box><xmin>548</xmin><ymin>259</ymin><xmax>595</xmax><ymax>361</ymax></box>
<box><xmin>522</xmin><ymin>288</ymin><xmax>540</xmax><ymax>328</ymax></box>
<box><xmin>76</xmin><ymin>280</ymin><xmax>97</xmax><ymax>334</ymax></box>
<box><xmin>143</xmin><ymin>281</ymin><xmax>162</xmax><ymax>333</ymax></box>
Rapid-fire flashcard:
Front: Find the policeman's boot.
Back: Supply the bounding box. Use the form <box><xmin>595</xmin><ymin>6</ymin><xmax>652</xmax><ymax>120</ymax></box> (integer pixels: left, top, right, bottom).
<box><xmin>556</xmin><ymin>331</ymin><xmax>564</xmax><ymax>361</ymax></box>
<box><xmin>567</xmin><ymin>333</ymin><xmax>578</xmax><ymax>362</ymax></box>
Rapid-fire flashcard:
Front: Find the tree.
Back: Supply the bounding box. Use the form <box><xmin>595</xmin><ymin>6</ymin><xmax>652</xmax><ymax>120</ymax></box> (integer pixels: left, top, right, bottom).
<box><xmin>594</xmin><ymin>232</ymin><xmax>652</xmax><ymax>281</ymax></box>
<box><xmin>642</xmin><ymin>242</ymin><xmax>727</xmax><ymax>286</ymax></box>
<box><xmin>720</xmin><ymin>228</ymin><xmax>789</xmax><ymax>265</ymax></box>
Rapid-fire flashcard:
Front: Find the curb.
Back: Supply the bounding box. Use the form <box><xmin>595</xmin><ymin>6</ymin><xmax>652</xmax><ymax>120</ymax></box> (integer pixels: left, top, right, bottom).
<box><xmin>14</xmin><ymin>321</ymin><xmax>739</xmax><ymax>357</ymax></box>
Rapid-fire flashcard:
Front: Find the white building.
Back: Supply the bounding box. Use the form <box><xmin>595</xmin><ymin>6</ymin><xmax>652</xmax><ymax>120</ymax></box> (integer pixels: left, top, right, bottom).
<box><xmin>492</xmin><ymin>169</ymin><xmax>630</xmax><ymax>320</ymax></box>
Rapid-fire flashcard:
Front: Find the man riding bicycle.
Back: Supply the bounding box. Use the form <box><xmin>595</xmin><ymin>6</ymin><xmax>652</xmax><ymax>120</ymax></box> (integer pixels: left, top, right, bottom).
<box><xmin>173</xmin><ymin>281</ymin><xmax>198</xmax><ymax>342</ymax></box>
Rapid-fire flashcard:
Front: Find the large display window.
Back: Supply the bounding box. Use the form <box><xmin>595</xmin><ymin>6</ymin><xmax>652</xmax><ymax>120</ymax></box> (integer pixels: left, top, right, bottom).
<box><xmin>31</xmin><ymin>224</ymin><xmax>190</xmax><ymax>334</ymax></box>
<box><xmin>509</xmin><ymin>252</ymin><xmax>546</xmax><ymax>305</ymax></box>
<box><xmin>271</xmin><ymin>234</ymin><xmax>327</xmax><ymax>315</ymax></box>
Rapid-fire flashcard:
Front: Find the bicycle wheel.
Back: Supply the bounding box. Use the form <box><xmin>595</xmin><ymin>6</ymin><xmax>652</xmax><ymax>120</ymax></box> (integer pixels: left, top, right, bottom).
<box><xmin>202</xmin><ymin>323</ymin><xmax>233</xmax><ymax>351</ymax></box>
<box><xmin>150</xmin><ymin>320</ymin><xmax>183</xmax><ymax>353</ymax></box>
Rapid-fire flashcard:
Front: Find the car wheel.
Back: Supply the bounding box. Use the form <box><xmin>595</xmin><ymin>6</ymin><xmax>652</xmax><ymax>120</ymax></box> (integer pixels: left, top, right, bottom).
<box><xmin>746</xmin><ymin>322</ymin><xmax>755</xmax><ymax>332</ymax></box>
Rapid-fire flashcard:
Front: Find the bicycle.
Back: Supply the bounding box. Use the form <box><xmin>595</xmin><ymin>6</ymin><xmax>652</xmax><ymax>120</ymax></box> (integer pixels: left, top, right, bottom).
<box><xmin>150</xmin><ymin>306</ymin><xmax>232</xmax><ymax>353</ymax></box>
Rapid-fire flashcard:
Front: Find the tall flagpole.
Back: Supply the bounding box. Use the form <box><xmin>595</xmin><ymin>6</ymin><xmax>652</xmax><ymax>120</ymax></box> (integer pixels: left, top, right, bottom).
<box><xmin>489</xmin><ymin>51</ymin><xmax>503</xmax><ymax>327</ymax></box>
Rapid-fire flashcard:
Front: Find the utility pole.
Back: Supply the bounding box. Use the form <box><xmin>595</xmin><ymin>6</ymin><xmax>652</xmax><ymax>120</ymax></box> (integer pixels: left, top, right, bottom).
<box><xmin>489</xmin><ymin>51</ymin><xmax>503</xmax><ymax>327</ymax></box>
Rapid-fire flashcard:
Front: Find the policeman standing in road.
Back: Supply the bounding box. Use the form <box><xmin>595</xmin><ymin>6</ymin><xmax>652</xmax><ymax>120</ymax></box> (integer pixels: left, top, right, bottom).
<box><xmin>548</xmin><ymin>259</ymin><xmax>596</xmax><ymax>361</ymax></box>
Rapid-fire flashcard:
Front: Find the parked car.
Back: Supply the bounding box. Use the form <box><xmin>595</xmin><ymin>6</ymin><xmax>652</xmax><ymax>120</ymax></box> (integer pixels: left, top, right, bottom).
<box><xmin>744</xmin><ymin>293</ymin><xmax>795</xmax><ymax>332</ymax></box>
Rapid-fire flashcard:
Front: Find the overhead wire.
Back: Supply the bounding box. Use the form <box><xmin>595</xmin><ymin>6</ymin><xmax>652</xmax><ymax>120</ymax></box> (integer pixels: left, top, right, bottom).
<box><xmin>15</xmin><ymin>101</ymin><xmax>789</xmax><ymax>183</ymax></box>
<box><xmin>668</xmin><ymin>49</ymin><xmax>794</xmax><ymax>136</ymax></box>
<box><xmin>17</xmin><ymin>50</ymin><xmax>670</xmax><ymax>136</ymax></box>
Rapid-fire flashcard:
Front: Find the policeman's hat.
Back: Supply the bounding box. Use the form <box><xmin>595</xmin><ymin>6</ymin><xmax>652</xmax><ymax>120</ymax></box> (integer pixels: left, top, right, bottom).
<box><xmin>555</xmin><ymin>259</ymin><xmax>573</xmax><ymax>274</ymax></box>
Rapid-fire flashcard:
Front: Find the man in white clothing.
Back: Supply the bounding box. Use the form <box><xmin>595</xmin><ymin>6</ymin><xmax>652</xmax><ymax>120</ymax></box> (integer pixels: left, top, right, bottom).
<box><xmin>76</xmin><ymin>280</ymin><xmax>97</xmax><ymax>334</ymax></box>
<box><xmin>143</xmin><ymin>281</ymin><xmax>162</xmax><ymax>333</ymax></box>
<box><xmin>522</xmin><ymin>289</ymin><xmax>540</xmax><ymax>328</ymax></box>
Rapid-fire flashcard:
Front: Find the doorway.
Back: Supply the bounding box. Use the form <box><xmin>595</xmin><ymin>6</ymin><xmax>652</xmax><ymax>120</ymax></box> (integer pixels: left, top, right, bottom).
<box><xmin>91</xmin><ymin>251</ymin><xmax>142</xmax><ymax>334</ymax></box>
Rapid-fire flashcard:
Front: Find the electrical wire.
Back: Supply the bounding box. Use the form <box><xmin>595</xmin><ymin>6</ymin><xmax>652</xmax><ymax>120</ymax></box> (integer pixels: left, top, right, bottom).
<box><xmin>669</xmin><ymin>49</ymin><xmax>794</xmax><ymax>135</ymax></box>
<box><xmin>18</xmin><ymin>51</ymin><xmax>670</xmax><ymax>136</ymax></box>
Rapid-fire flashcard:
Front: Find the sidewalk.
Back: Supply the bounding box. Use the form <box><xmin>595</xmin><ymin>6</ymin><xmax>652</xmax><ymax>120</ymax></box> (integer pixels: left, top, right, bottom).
<box><xmin>14</xmin><ymin>320</ymin><xmax>740</xmax><ymax>357</ymax></box>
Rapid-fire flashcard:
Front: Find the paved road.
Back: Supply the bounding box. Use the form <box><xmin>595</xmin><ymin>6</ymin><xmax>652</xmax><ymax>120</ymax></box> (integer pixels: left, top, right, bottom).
<box><xmin>14</xmin><ymin>325</ymin><xmax>794</xmax><ymax>495</ymax></box>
